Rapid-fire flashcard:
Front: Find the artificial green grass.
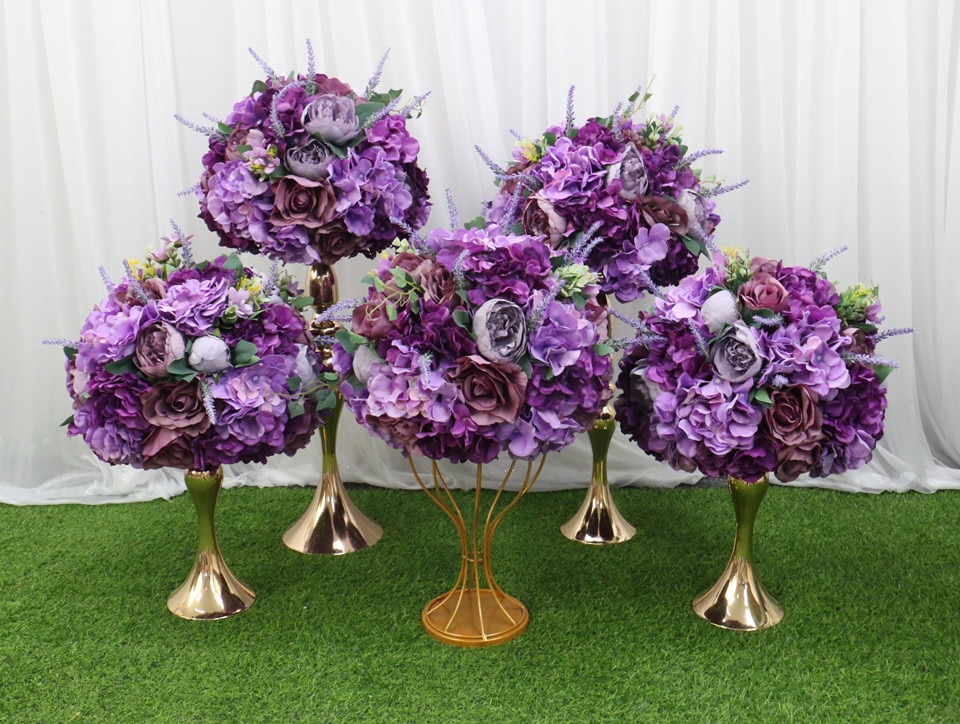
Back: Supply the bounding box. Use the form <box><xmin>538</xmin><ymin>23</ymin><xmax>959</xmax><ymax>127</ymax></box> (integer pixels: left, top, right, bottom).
<box><xmin>2</xmin><ymin>483</ymin><xmax>960</xmax><ymax>722</ymax></box>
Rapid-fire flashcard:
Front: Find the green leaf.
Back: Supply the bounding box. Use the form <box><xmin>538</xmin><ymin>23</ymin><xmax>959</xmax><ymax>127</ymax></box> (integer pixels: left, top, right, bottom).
<box><xmin>64</xmin><ymin>346</ymin><xmax>78</xmax><ymax>360</ymax></box>
<box><xmin>750</xmin><ymin>387</ymin><xmax>774</xmax><ymax>409</ymax></box>
<box><xmin>60</xmin><ymin>415</ymin><xmax>74</xmax><ymax>427</ymax></box>
<box><xmin>223</xmin><ymin>253</ymin><xmax>244</xmax><ymax>273</ymax></box>
<box><xmin>292</xmin><ymin>296</ymin><xmax>314</xmax><ymax>311</ymax></box>
<box><xmin>543</xmin><ymin>131</ymin><xmax>557</xmax><ymax>146</ymax></box>
<box><xmin>464</xmin><ymin>215</ymin><xmax>487</xmax><ymax>231</ymax></box>
<box><xmin>323</xmin><ymin>141</ymin><xmax>350</xmax><ymax>159</ymax></box>
<box><xmin>231</xmin><ymin>340</ymin><xmax>260</xmax><ymax>367</ymax></box>
<box><xmin>335</xmin><ymin>329</ymin><xmax>366</xmax><ymax>354</ymax></box>
<box><xmin>571</xmin><ymin>292</ymin><xmax>588</xmax><ymax>310</ymax></box>
<box><xmin>104</xmin><ymin>356</ymin><xmax>138</xmax><ymax>376</ymax></box>
<box><xmin>593</xmin><ymin>342</ymin><xmax>615</xmax><ymax>357</ymax></box>
<box><xmin>166</xmin><ymin>358</ymin><xmax>198</xmax><ymax>382</ymax></box>
<box><xmin>874</xmin><ymin>364</ymin><xmax>895</xmax><ymax>384</ymax></box>
<box><xmin>315</xmin><ymin>389</ymin><xmax>339</xmax><ymax>411</ymax></box>
<box><xmin>681</xmin><ymin>235</ymin><xmax>708</xmax><ymax>257</ymax></box>
<box><xmin>386</xmin><ymin>303</ymin><xmax>398</xmax><ymax>321</ymax></box>
<box><xmin>452</xmin><ymin>308</ymin><xmax>472</xmax><ymax>329</ymax></box>
<box><xmin>287</xmin><ymin>400</ymin><xmax>305</xmax><ymax>418</ymax></box>
<box><xmin>250</xmin><ymin>79</ymin><xmax>269</xmax><ymax>95</ymax></box>
<box><xmin>217</xmin><ymin>121</ymin><xmax>234</xmax><ymax>136</ymax></box>
<box><xmin>368</xmin><ymin>89</ymin><xmax>403</xmax><ymax>107</ymax></box>
<box><xmin>287</xmin><ymin>376</ymin><xmax>302</xmax><ymax>393</ymax></box>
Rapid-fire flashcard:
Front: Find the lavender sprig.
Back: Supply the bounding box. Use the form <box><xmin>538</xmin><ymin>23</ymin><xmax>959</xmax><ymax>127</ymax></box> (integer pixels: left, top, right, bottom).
<box><xmin>173</xmin><ymin>114</ymin><xmax>219</xmax><ymax>137</ymax></box>
<box><xmin>874</xmin><ymin>327</ymin><xmax>914</xmax><ymax>343</ymax></box>
<box><xmin>564</xmin><ymin>86</ymin><xmax>576</xmax><ymax>135</ymax></box>
<box><xmin>418</xmin><ymin>352</ymin><xmax>434</xmax><ymax>385</ymax></box>
<box><xmin>611</xmin><ymin>101</ymin><xmax>624</xmax><ymax>142</ymax></box>
<box><xmin>564</xmin><ymin>221</ymin><xmax>604</xmax><ymax>266</ymax></box>
<box><xmin>702</xmin><ymin>178</ymin><xmax>750</xmax><ymax>197</ymax></box>
<box><xmin>365</xmin><ymin>48</ymin><xmax>390</xmax><ymax>96</ymax></box>
<box><xmin>261</xmin><ymin>259</ymin><xmax>281</xmax><ymax>299</ymax></box>
<box><xmin>361</xmin><ymin>95</ymin><xmax>402</xmax><ymax>130</ymax></box>
<box><xmin>752</xmin><ymin>314</ymin><xmax>784</xmax><ymax>328</ymax></box>
<box><xmin>809</xmin><ymin>245</ymin><xmax>848</xmax><ymax>273</ymax></box>
<box><xmin>526</xmin><ymin>279</ymin><xmax>562</xmax><ymax>333</ymax></box>
<box><xmin>98</xmin><ymin>265</ymin><xmax>114</xmax><ymax>293</ymax></box>
<box><xmin>169</xmin><ymin>220</ymin><xmax>194</xmax><ymax>266</ymax></box>
<box><xmin>474</xmin><ymin>144</ymin><xmax>510</xmax><ymax>177</ymax></box>
<box><xmin>676</xmin><ymin>147</ymin><xmax>724</xmax><ymax>169</ymax></box>
<box><xmin>500</xmin><ymin>185</ymin><xmax>526</xmax><ymax>227</ymax></box>
<box><xmin>177</xmin><ymin>183</ymin><xmax>201</xmax><ymax>198</ymax></box>
<box><xmin>687</xmin><ymin>319</ymin><xmax>712</xmax><ymax>359</ymax></box>
<box><xmin>200</xmin><ymin>379</ymin><xmax>219</xmax><ymax>427</ymax></box>
<box><xmin>445</xmin><ymin>189</ymin><xmax>459</xmax><ymax>230</ymax></box>
<box><xmin>42</xmin><ymin>337</ymin><xmax>80</xmax><ymax>347</ymax></box>
<box><xmin>844</xmin><ymin>353</ymin><xmax>900</xmax><ymax>369</ymax></box>
<box><xmin>123</xmin><ymin>260</ymin><xmax>151</xmax><ymax>304</ymax></box>
<box><xmin>388</xmin><ymin>216</ymin><xmax>428</xmax><ymax>253</ymax></box>
<box><xmin>305</xmin><ymin>38</ymin><xmax>316</xmax><ymax>78</ymax></box>
<box><xmin>248</xmin><ymin>46</ymin><xmax>279</xmax><ymax>81</ymax></box>
<box><xmin>452</xmin><ymin>250</ymin><xmax>471</xmax><ymax>290</ymax></box>
<box><xmin>399</xmin><ymin>91</ymin><xmax>430</xmax><ymax>118</ymax></box>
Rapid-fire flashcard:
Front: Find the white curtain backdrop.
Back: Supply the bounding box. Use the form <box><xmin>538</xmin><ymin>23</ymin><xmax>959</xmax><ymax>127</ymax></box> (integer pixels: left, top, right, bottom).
<box><xmin>2</xmin><ymin>0</ymin><xmax>959</xmax><ymax>504</ymax></box>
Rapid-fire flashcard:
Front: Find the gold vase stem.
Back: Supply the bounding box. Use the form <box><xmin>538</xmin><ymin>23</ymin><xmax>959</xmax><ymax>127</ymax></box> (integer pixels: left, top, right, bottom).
<box><xmin>560</xmin><ymin>409</ymin><xmax>636</xmax><ymax>544</ymax></box>
<box><xmin>283</xmin><ymin>262</ymin><xmax>382</xmax><ymax>555</ymax></box>
<box><xmin>167</xmin><ymin>467</ymin><xmax>254</xmax><ymax>620</ymax></box>
<box><xmin>692</xmin><ymin>475</ymin><xmax>784</xmax><ymax>631</ymax></box>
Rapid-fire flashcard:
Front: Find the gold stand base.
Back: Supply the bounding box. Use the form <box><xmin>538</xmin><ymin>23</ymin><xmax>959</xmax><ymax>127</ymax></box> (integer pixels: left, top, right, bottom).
<box><xmin>167</xmin><ymin>550</ymin><xmax>255</xmax><ymax>620</ymax></box>
<box><xmin>560</xmin><ymin>481</ymin><xmax>636</xmax><ymax>545</ymax></box>
<box><xmin>283</xmin><ymin>472</ymin><xmax>383</xmax><ymax>555</ymax></box>
<box><xmin>692</xmin><ymin>474</ymin><xmax>783</xmax><ymax>631</ymax></box>
<box><xmin>692</xmin><ymin>556</ymin><xmax>783</xmax><ymax>631</ymax></box>
<box><xmin>422</xmin><ymin>588</ymin><xmax>529</xmax><ymax>648</ymax></box>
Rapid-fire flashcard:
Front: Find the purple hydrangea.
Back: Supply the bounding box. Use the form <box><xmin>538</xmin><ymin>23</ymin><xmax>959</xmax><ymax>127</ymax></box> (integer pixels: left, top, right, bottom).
<box><xmin>615</xmin><ymin>250</ymin><xmax>900</xmax><ymax>482</ymax></box>
<box><xmin>336</xmin><ymin>227</ymin><xmax>614</xmax><ymax>464</ymax></box>
<box><xmin>60</xmin><ymin>232</ymin><xmax>332</xmax><ymax>470</ymax></box>
<box><xmin>486</xmin><ymin>93</ymin><xmax>738</xmax><ymax>301</ymax></box>
<box><xmin>192</xmin><ymin>58</ymin><xmax>431</xmax><ymax>264</ymax></box>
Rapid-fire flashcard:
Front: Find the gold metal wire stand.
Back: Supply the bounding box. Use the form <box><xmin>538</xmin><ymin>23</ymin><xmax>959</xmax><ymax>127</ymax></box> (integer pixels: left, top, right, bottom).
<box><xmin>409</xmin><ymin>456</ymin><xmax>546</xmax><ymax>647</ymax></box>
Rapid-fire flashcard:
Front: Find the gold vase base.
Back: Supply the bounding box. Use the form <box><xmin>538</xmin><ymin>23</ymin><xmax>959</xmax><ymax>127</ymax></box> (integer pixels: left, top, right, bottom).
<box><xmin>560</xmin><ymin>484</ymin><xmax>636</xmax><ymax>545</ymax></box>
<box><xmin>283</xmin><ymin>477</ymin><xmax>383</xmax><ymax>556</ymax></box>
<box><xmin>422</xmin><ymin>589</ymin><xmax>529</xmax><ymax>648</ymax></box>
<box><xmin>692</xmin><ymin>556</ymin><xmax>783</xmax><ymax>631</ymax></box>
<box><xmin>167</xmin><ymin>550</ymin><xmax>255</xmax><ymax>620</ymax></box>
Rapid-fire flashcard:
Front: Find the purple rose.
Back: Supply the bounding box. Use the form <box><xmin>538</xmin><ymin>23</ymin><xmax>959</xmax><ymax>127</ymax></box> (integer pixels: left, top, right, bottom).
<box><xmin>764</xmin><ymin>385</ymin><xmax>823</xmax><ymax>449</ymax></box>
<box><xmin>739</xmin><ymin>272</ymin><xmax>790</xmax><ymax>313</ymax></box>
<box><xmin>472</xmin><ymin>299</ymin><xmax>527</xmax><ymax>364</ymax></box>
<box><xmin>449</xmin><ymin>355</ymin><xmax>527</xmax><ymax>426</ymax></box>
<box><xmin>352</xmin><ymin>292</ymin><xmax>399</xmax><ymax>340</ymax></box>
<box><xmin>270</xmin><ymin>175</ymin><xmax>337</xmax><ymax>229</ymax></box>
<box><xmin>521</xmin><ymin>194</ymin><xmax>568</xmax><ymax>245</ymax></box>
<box><xmin>302</xmin><ymin>94</ymin><xmax>360</xmax><ymax>145</ymax></box>
<box><xmin>635</xmin><ymin>195</ymin><xmax>689</xmax><ymax>238</ymax></box>
<box><xmin>133</xmin><ymin>322</ymin><xmax>185</xmax><ymax>377</ymax></box>
<box><xmin>284</xmin><ymin>139</ymin><xmax>337</xmax><ymax>180</ymax></box>
<box><xmin>188</xmin><ymin>335</ymin><xmax>232</xmax><ymax>373</ymax></box>
<box><xmin>141</xmin><ymin>380</ymin><xmax>210</xmax><ymax>435</ymax></box>
<box><xmin>712</xmin><ymin>322</ymin><xmax>763</xmax><ymax>383</ymax></box>
<box><xmin>142</xmin><ymin>427</ymin><xmax>197</xmax><ymax>469</ymax></box>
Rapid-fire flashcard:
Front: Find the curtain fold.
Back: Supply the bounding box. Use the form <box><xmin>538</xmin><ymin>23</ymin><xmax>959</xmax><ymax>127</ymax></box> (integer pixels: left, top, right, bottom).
<box><xmin>2</xmin><ymin>0</ymin><xmax>958</xmax><ymax>504</ymax></box>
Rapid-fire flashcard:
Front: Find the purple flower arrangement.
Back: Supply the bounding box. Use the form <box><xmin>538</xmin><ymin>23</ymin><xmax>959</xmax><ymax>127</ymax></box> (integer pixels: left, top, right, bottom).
<box><xmin>614</xmin><ymin>248</ymin><xmax>908</xmax><ymax>483</ymax></box>
<box><xmin>330</xmin><ymin>225</ymin><xmax>615</xmax><ymax>465</ymax></box>
<box><xmin>57</xmin><ymin>228</ymin><xmax>335</xmax><ymax>471</ymax></box>
<box><xmin>185</xmin><ymin>46</ymin><xmax>431</xmax><ymax>265</ymax></box>
<box><xmin>483</xmin><ymin>87</ymin><xmax>744</xmax><ymax>303</ymax></box>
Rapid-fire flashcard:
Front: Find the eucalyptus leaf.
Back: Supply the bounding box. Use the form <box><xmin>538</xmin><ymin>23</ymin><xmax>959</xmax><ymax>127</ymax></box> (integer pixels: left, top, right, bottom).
<box><xmin>166</xmin><ymin>358</ymin><xmax>199</xmax><ymax>382</ymax></box>
<box><xmin>104</xmin><ymin>356</ymin><xmax>138</xmax><ymax>376</ymax></box>
<box><xmin>452</xmin><ymin>308</ymin><xmax>472</xmax><ymax>329</ymax></box>
<box><xmin>287</xmin><ymin>400</ymin><xmax>305</xmax><ymax>418</ymax></box>
<box><xmin>231</xmin><ymin>340</ymin><xmax>260</xmax><ymax>367</ymax></box>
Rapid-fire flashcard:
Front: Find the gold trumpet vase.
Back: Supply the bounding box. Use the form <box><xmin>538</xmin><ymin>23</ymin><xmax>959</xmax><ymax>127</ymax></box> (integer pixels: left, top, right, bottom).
<box><xmin>167</xmin><ymin>467</ymin><xmax>255</xmax><ymax>620</ymax></box>
<box><xmin>409</xmin><ymin>457</ymin><xmax>546</xmax><ymax>647</ymax></box>
<box><xmin>283</xmin><ymin>262</ymin><xmax>383</xmax><ymax>555</ymax></box>
<box><xmin>692</xmin><ymin>474</ymin><xmax>783</xmax><ymax>631</ymax></box>
<box><xmin>560</xmin><ymin>401</ymin><xmax>636</xmax><ymax>545</ymax></box>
